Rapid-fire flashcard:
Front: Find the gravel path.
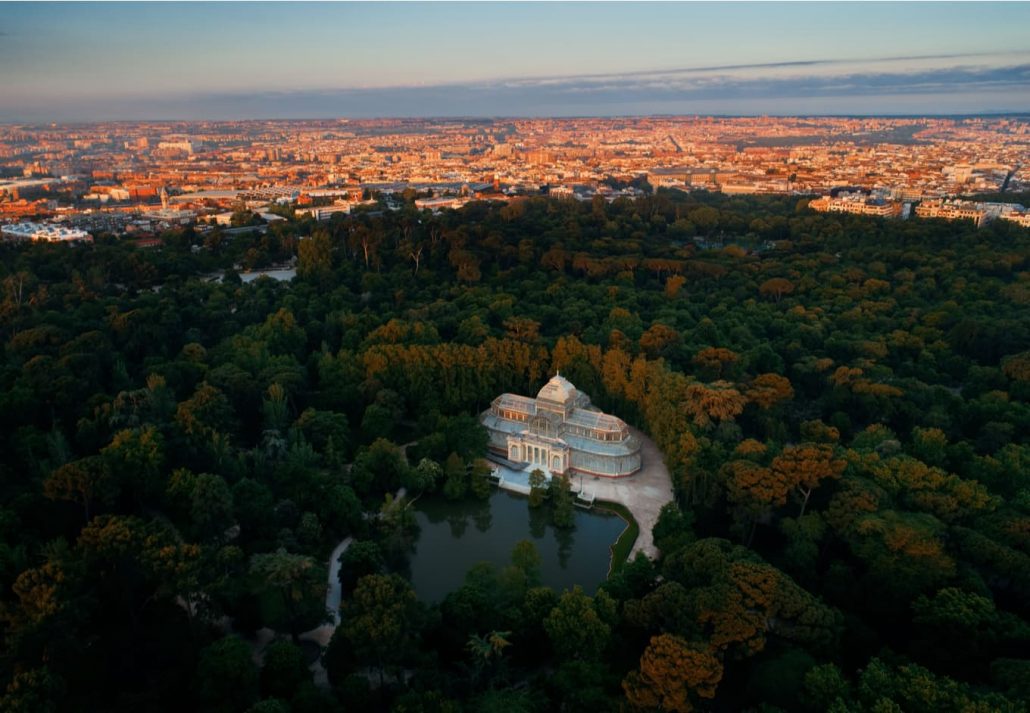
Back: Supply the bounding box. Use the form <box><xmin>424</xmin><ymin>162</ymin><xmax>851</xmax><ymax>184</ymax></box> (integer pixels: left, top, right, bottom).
<box><xmin>324</xmin><ymin>536</ymin><xmax>353</xmax><ymax>626</ymax></box>
<box><xmin>574</xmin><ymin>427</ymin><xmax>675</xmax><ymax>560</ymax></box>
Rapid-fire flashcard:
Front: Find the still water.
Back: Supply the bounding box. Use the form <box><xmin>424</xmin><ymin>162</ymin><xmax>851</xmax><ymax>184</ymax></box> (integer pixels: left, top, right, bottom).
<box><xmin>408</xmin><ymin>489</ymin><xmax>626</xmax><ymax>602</ymax></box>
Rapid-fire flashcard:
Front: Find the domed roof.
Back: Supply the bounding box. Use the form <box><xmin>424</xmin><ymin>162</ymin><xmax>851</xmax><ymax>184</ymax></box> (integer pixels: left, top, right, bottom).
<box><xmin>537</xmin><ymin>372</ymin><xmax>577</xmax><ymax>405</ymax></box>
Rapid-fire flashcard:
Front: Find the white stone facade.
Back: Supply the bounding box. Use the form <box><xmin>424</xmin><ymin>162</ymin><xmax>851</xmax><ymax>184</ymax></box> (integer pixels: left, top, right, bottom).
<box><xmin>481</xmin><ymin>374</ymin><xmax>642</xmax><ymax>478</ymax></box>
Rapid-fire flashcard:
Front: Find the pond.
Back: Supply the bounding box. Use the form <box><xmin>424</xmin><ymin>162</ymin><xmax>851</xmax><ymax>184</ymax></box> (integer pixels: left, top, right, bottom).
<box><xmin>407</xmin><ymin>489</ymin><xmax>627</xmax><ymax>603</ymax></box>
<box><xmin>239</xmin><ymin>268</ymin><xmax>296</xmax><ymax>283</ymax></box>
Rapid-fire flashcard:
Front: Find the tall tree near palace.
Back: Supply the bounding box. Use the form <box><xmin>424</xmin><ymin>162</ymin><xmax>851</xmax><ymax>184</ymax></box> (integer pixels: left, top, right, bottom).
<box><xmin>770</xmin><ymin>444</ymin><xmax>846</xmax><ymax>517</ymax></box>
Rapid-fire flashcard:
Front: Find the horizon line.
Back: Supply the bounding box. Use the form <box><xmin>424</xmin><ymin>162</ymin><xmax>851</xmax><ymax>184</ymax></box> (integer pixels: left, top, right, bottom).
<box><xmin>5</xmin><ymin>110</ymin><xmax>1030</xmax><ymax>127</ymax></box>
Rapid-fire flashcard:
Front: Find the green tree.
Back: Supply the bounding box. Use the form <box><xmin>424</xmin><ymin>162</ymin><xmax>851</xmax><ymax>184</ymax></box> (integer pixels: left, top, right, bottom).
<box><xmin>849</xmin><ymin>511</ymin><xmax>956</xmax><ymax>602</ymax></box>
<box><xmin>549</xmin><ymin>474</ymin><xmax>575</xmax><ymax>529</ymax></box>
<box><xmin>466</xmin><ymin>630</ymin><xmax>512</xmax><ymax>688</ymax></box>
<box><xmin>469</xmin><ymin>458</ymin><xmax>493</xmax><ymax>499</ymax></box>
<box><xmin>910</xmin><ymin>426</ymin><xmax>948</xmax><ymax>467</ymax></box>
<box><xmin>176</xmin><ymin>382</ymin><xmax>237</xmax><ymax>451</ymax></box>
<box><xmin>297</xmin><ymin>230</ymin><xmax>333</xmax><ymax>281</ymax></box>
<box><xmin>0</xmin><ymin>667</ymin><xmax>65</xmax><ymax>713</ymax></box>
<box><xmin>443</xmin><ymin>452</ymin><xmax>468</xmax><ymax>500</ymax></box>
<box><xmin>803</xmin><ymin>663</ymin><xmax>852</xmax><ymax>711</ymax></box>
<box><xmin>196</xmin><ymin>637</ymin><xmax>259</xmax><ymax>713</ymax></box>
<box><xmin>528</xmin><ymin>469</ymin><xmax>547</xmax><ymax>507</ymax></box>
<box><xmin>338</xmin><ymin>540</ymin><xmax>384</xmax><ymax>593</ymax></box>
<box><xmin>101</xmin><ymin>426</ymin><xmax>165</xmax><ymax>506</ymax></box>
<box><xmin>250</xmin><ymin>549</ymin><xmax>326</xmax><ymax>642</ymax></box>
<box><xmin>191</xmin><ymin>473</ymin><xmax>234</xmax><ymax>540</ymax></box>
<box><xmin>409</xmin><ymin>457</ymin><xmax>443</xmax><ymax>493</ymax></box>
<box><xmin>260</xmin><ymin>640</ymin><xmax>310</xmax><ymax>700</ymax></box>
<box><xmin>501</xmin><ymin>540</ymin><xmax>542</xmax><ymax>601</ymax></box>
<box><xmin>43</xmin><ymin>455</ymin><xmax>116</xmax><ymax>522</ymax></box>
<box><xmin>350</xmin><ymin>438</ymin><xmax>410</xmax><ymax>498</ymax></box>
<box><xmin>543</xmin><ymin>586</ymin><xmax>615</xmax><ymax>661</ymax></box>
<box><xmin>511</xmin><ymin>540</ymin><xmax>542</xmax><ymax>585</ymax></box>
<box><xmin>379</xmin><ymin>492</ymin><xmax>418</xmax><ymax>536</ymax></box>
<box><xmin>294</xmin><ymin>408</ymin><xmax>350</xmax><ymax>464</ymax></box>
<box><xmin>245</xmin><ymin>700</ymin><xmax>289</xmax><ymax>713</ymax></box>
<box><xmin>338</xmin><ymin>574</ymin><xmax>423</xmax><ymax>685</ymax></box>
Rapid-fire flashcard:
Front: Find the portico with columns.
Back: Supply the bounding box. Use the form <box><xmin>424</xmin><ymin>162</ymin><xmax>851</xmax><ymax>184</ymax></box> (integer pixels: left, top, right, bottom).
<box><xmin>505</xmin><ymin>433</ymin><xmax>571</xmax><ymax>475</ymax></box>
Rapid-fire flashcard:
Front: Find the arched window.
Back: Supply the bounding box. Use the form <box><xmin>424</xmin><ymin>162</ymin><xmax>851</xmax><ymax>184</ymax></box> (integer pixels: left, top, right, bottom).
<box><xmin>552</xmin><ymin>455</ymin><xmax>561</xmax><ymax>470</ymax></box>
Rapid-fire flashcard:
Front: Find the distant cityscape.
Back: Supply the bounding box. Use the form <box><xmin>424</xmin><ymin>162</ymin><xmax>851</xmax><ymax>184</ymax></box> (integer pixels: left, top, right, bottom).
<box><xmin>1</xmin><ymin>115</ymin><xmax>1027</xmax><ymax>242</ymax></box>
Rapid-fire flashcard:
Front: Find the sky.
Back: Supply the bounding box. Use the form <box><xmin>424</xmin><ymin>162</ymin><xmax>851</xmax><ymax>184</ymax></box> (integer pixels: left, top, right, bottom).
<box><xmin>1</xmin><ymin>2</ymin><xmax>1029</xmax><ymax>121</ymax></box>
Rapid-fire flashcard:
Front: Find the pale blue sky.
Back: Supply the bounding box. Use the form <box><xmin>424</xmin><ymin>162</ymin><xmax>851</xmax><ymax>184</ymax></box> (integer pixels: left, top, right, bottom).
<box><xmin>1</xmin><ymin>2</ymin><xmax>1028</xmax><ymax>120</ymax></box>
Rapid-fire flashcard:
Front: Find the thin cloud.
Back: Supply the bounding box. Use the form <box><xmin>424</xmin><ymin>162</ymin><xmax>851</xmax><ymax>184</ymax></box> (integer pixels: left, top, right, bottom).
<box><xmin>344</xmin><ymin>51</ymin><xmax>1029</xmax><ymax>92</ymax></box>
<box><xmin>5</xmin><ymin>59</ymin><xmax>1030</xmax><ymax>122</ymax></box>
<box><xmin>227</xmin><ymin>62</ymin><xmax>1029</xmax><ymax>106</ymax></box>
<box><xmin>478</xmin><ymin>64</ymin><xmax>1030</xmax><ymax>104</ymax></box>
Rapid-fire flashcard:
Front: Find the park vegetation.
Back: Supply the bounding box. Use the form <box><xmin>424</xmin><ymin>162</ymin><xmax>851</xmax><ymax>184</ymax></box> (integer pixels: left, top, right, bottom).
<box><xmin>0</xmin><ymin>189</ymin><xmax>1028</xmax><ymax>711</ymax></box>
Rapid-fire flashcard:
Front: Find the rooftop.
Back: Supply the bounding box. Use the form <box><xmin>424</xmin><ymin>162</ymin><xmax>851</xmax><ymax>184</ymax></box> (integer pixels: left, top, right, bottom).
<box><xmin>0</xmin><ymin>221</ymin><xmax>92</xmax><ymax>242</ymax></box>
<box><xmin>536</xmin><ymin>373</ymin><xmax>578</xmax><ymax>405</ymax></box>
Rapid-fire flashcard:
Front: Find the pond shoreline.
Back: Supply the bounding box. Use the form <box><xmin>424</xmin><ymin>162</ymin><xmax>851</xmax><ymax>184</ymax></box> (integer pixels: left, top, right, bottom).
<box><xmin>492</xmin><ymin>426</ymin><xmax>673</xmax><ymax>562</ymax></box>
<box><xmin>592</xmin><ymin>500</ymin><xmax>640</xmax><ymax>576</ymax></box>
<box><xmin>574</xmin><ymin>427</ymin><xmax>675</xmax><ymax>560</ymax></box>
<box><xmin>487</xmin><ymin>476</ymin><xmax>639</xmax><ymax>576</ymax></box>
<box><xmin>408</xmin><ymin>488</ymin><xmax>624</xmax><ymax>602</ymax></box>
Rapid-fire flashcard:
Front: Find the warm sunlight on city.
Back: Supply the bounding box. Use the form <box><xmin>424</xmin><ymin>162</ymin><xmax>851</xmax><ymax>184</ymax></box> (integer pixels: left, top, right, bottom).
<box><xmin>0</xmin><ymin>2</ymin><xmax>1028</xmax><ymax>712</ymax></box>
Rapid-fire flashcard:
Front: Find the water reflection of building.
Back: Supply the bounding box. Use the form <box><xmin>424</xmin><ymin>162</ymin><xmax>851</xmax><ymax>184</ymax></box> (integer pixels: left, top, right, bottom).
<box><xmin>481</xmin><ymin>374</ymin><xmax>642</xmax><ymax>478</ymax></box>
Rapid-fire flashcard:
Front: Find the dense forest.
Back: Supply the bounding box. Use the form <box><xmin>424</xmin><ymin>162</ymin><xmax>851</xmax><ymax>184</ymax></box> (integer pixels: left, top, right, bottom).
<box><xmin>1</xmin><ymin>190</ymin><xmax>1029</xmax><ymax>712</ymax></box>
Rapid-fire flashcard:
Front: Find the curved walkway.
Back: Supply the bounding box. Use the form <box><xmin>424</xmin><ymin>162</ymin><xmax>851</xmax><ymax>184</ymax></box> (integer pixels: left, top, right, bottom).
<box><xmin>300</xmin><ymin>482</ymin><xmax>409</xmax><ymax>648</ymax></box>
<box><xmin>294</xmin><ymin>535</ymin><xmax>353</xmax><ymax>689</ymax></box>
<box><xmin>238</xmin><ymin>445</ymin><xmax>670</xmax><ymax>689</ymax></box>
<box><xmin>325</xmin><ymin>536</ymin><xmax>353</xmax><ymax>626</ymax></box>
<box><xmin>573</xmin><ymin>427</ymin><xmax>674</xmax><ymax>560</ymax></box>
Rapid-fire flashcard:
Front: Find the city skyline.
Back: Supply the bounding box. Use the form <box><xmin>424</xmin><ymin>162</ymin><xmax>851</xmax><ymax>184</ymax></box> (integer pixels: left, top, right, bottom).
<box><xmin>3</xmin><ymin>1</ymin><xmax>1030</xmax><ymax>121</ymax></box>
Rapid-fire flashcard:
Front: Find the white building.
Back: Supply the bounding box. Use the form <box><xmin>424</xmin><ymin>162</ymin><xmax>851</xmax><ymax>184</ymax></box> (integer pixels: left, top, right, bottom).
<box><xmin>1</xmin><ymin>222</ymin><xmax>92</xmax><ymax>243</ymax></box>
<box><xmin>157</xmin><ymin>140</ymin><xmax>195</xmax><ymax>154</ymax></box>
<box><xmin>481</xmin><ymin>374</ymin><xmax>642</xmax><ymax>478</ymax></box>
<box><xmin>998</xmin><ymin>209</ymin><xmax>1030</xmax><ymax>228</ymax></box>
<box><xmin>296</xmin><ymin>204</ymin><xmax>352</xmax><ymax>221</ymax></box>
<box><xmin>415</xmin><ymin>196</ymin><xmax>469</xmax><ymax>212</ymax></box>
<box><xmin>143</xmin><ymin>208</ymin><xmax>196</xmax><ymax>224</ymax></box>
<box><xmin>809</xmin><ymin>195</ymin><xmax>903</xmax><ymax>218</ymax></box>
<box><xmin>915</xmin><ymin>199</ymin><xmax>989</xmax><ymax>227</ymax></box>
